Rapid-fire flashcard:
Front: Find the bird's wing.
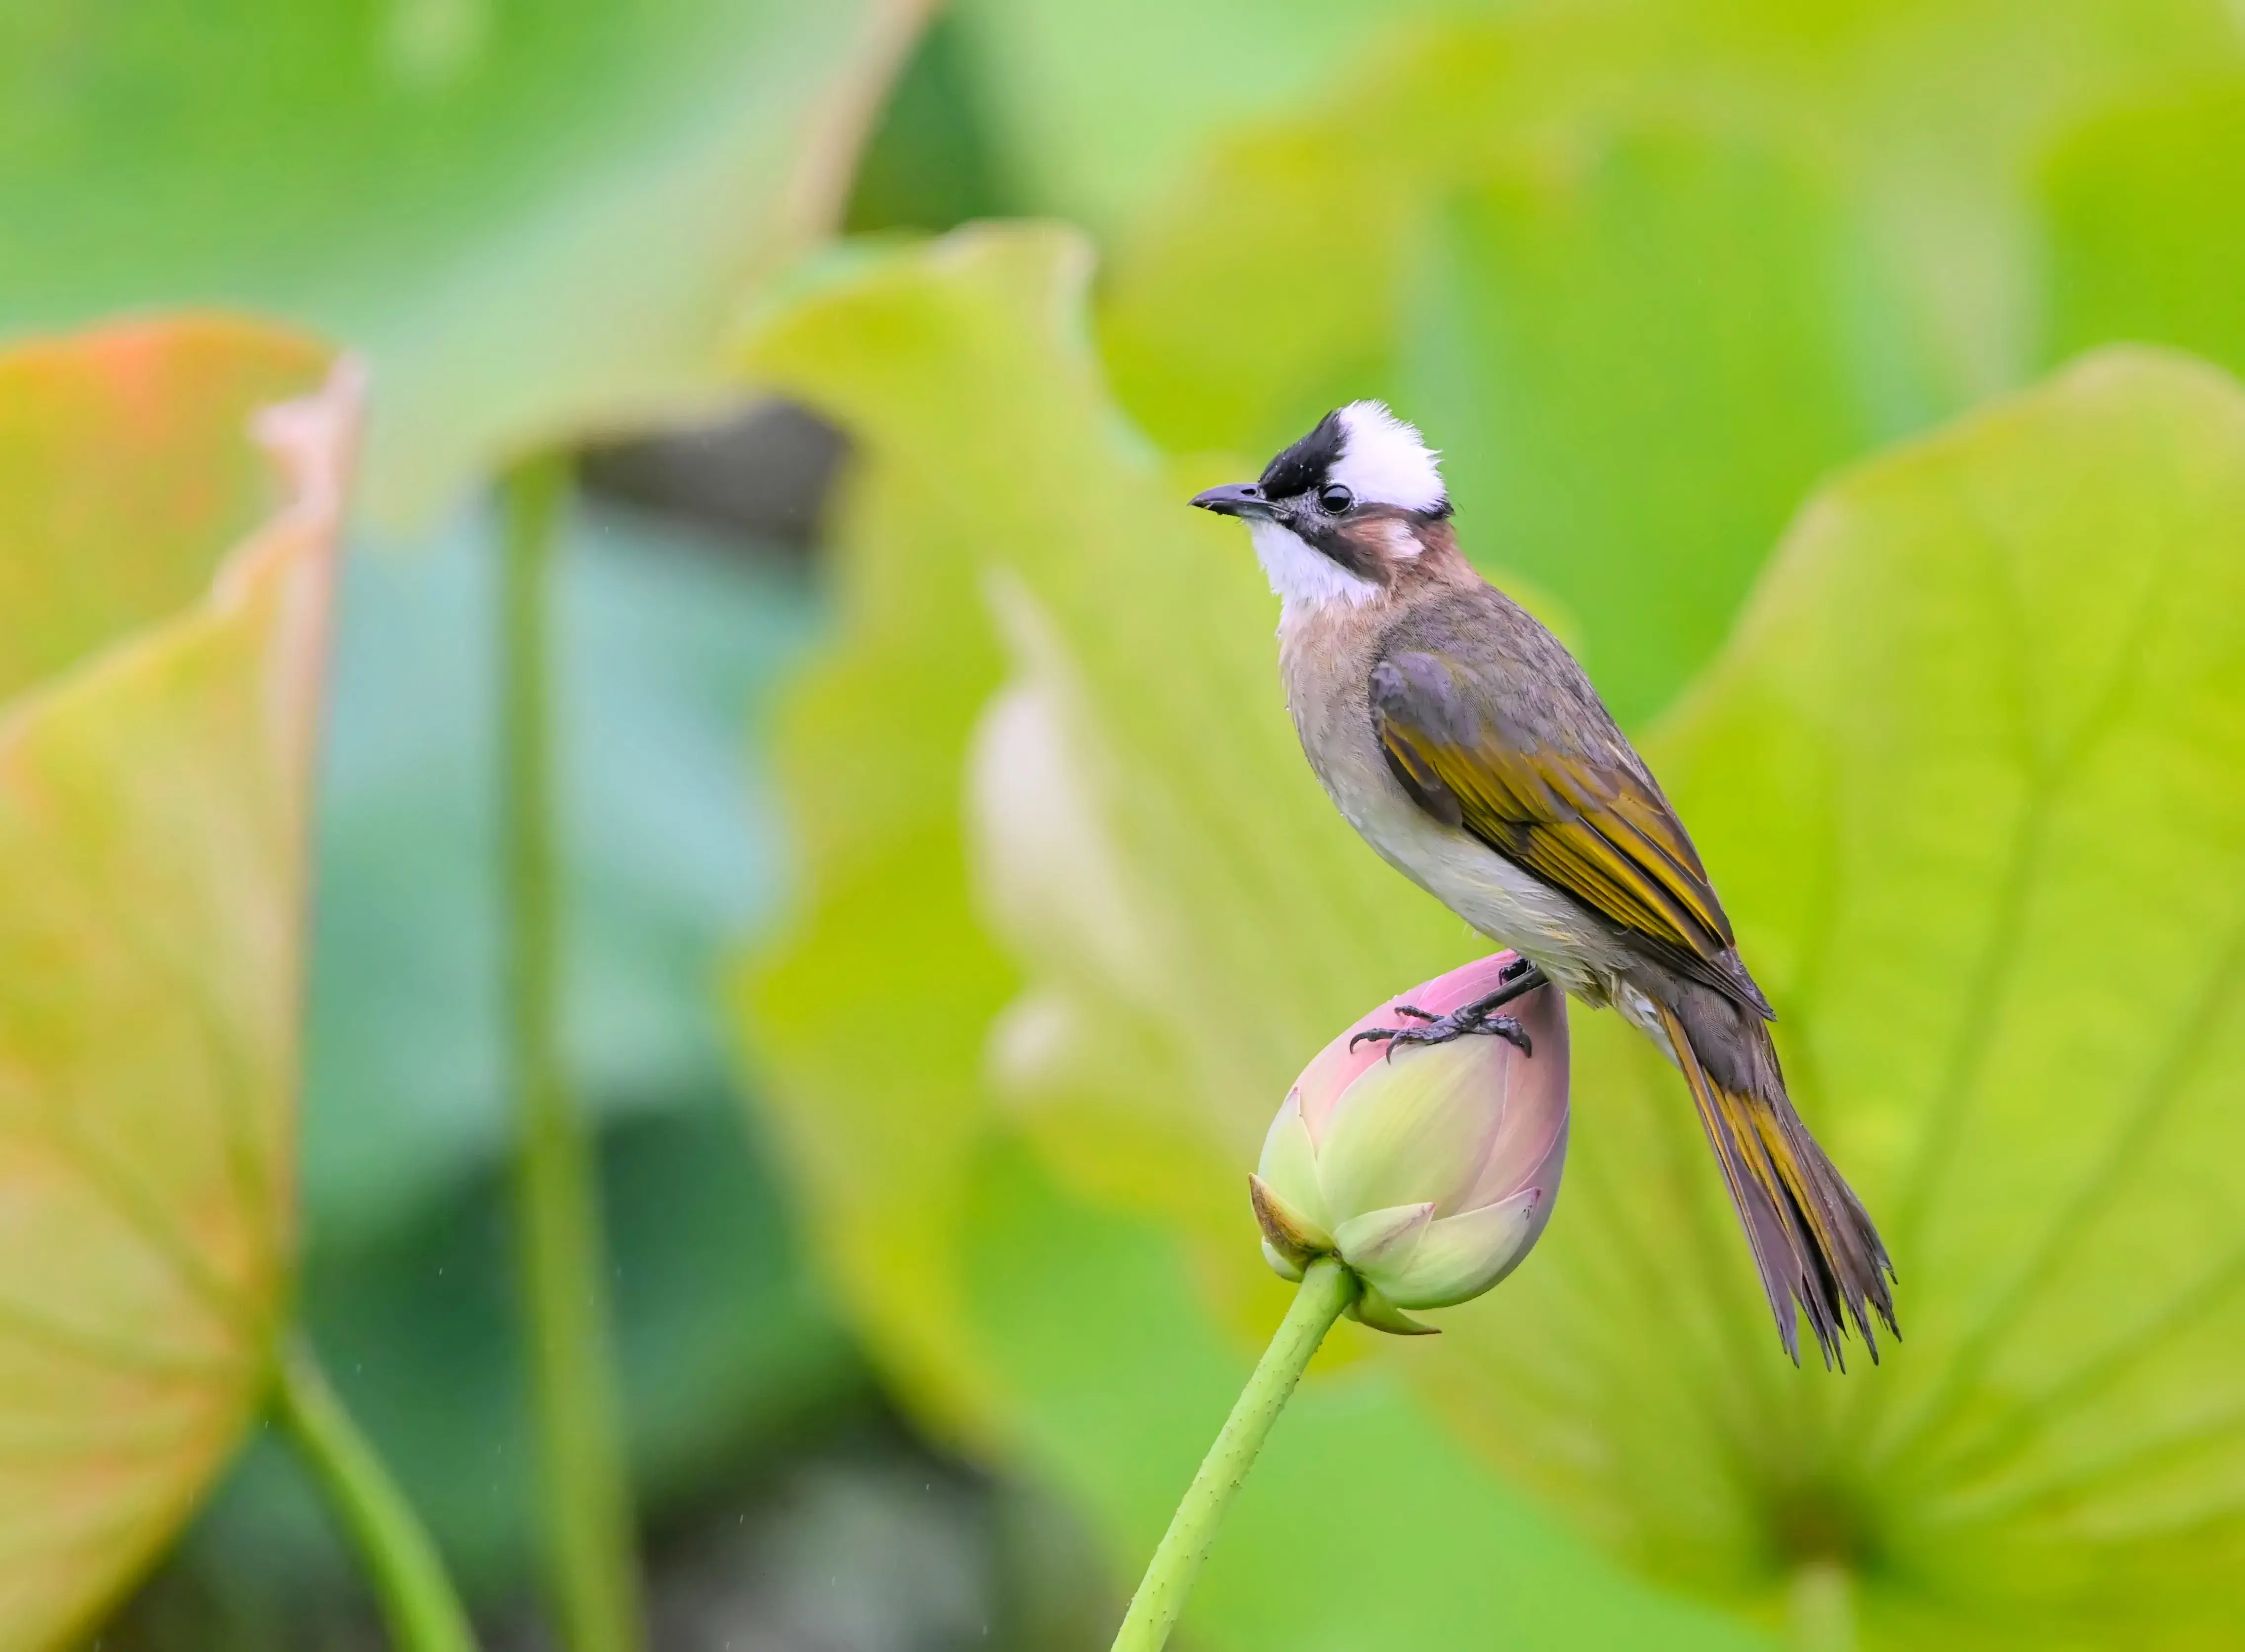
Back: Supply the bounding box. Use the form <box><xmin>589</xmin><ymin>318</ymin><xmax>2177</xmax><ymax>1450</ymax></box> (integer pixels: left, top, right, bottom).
<box><xmin>1370</xmin><ymin>649</ymin><xmax>1764</xmax><ymax>1011</ymax></box>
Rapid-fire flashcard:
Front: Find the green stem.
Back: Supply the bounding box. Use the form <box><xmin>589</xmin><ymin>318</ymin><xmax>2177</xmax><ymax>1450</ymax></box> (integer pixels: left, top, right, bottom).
<box><xmin>499</xmin><ymin>454</ymin><xmax>645</xmax><ymax>1652</ymax></box>
<box><xmin>1110</xmin><ymin>1256</ymin><xmax>1359</xmax><ymax>1652</ymax></box>
<box><xmin>272</xmin><ymin>1336</ymin><xmax>478</xmax><ymax>1652</ymax></box>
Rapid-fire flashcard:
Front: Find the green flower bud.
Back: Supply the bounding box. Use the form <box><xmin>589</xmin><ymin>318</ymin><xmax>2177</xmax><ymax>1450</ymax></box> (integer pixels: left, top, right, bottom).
<box><xmin>1252</xmin><ymin>954</ymin><xmax>1569</xmax><ymax>1334</ymax></box>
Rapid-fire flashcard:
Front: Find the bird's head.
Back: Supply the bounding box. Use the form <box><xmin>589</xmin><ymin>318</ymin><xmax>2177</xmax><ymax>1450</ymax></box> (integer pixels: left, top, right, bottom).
<box><xmin>1191</xmin><ymin>400</ymin><xmax>1454</xmax><ymax>615</ymax></box>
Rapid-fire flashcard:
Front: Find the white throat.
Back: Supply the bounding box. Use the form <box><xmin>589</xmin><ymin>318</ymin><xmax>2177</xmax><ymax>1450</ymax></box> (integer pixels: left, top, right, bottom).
<box><xmin>1248</xmin><ymin>518</ymin><xmax>1378</xmax><ymax>624</ymax></box>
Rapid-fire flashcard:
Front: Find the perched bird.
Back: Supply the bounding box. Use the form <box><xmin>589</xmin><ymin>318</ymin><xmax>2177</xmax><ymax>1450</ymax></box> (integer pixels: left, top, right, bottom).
<box><xmin>1192</xmin><ymin>402</ymin><xmax>1897</xmax><ymax>1366</ymax></box>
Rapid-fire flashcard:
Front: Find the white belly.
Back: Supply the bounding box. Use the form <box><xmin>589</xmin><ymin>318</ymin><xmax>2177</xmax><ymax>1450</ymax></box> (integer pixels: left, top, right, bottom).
<box><xmin>1328</xmin><ymin>743</ymin><xmax>1608</xmax><ymax>990</ymax></box>
<box><xmin>1342</xmin><ymin>779</ymin><xmax>1677</xmax><ymax>1053</ymax></box>
<box><xmin>1279</xmin><ymin>637</ymin><xmax>1636</xmax><ymax>1005</ymax></box>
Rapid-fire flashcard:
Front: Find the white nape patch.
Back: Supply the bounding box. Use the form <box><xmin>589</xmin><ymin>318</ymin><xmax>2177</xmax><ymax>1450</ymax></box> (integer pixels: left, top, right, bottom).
<box><xmin>1377</xmin><ymin>519</ymin><xmax>1424</xmax><ymax>560</ymax></box>
<box><xmin>1331</xmin><ymin>401</ymin><xmax>1445</xmax><ymax>513</ymax></box>
<box><xmin>1248</xmin><ymin>518</ymin><xmax>1378</xmax><ymax>620</ymax></box>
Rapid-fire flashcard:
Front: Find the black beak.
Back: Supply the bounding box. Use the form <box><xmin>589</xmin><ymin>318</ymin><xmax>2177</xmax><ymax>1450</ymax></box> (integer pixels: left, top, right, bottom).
<box><xmin>1190</xmin><ymin>481</ymin><xmax>1272</xmax><ymax>519</ymax></box>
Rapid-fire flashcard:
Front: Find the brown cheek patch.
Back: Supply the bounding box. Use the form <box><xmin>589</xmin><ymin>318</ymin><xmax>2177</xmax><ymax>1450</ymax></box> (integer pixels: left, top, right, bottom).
<box><xmin>1315</xmin><ymin>519</ymin><xmax>1396</xmax><ymax>583</ymax></box>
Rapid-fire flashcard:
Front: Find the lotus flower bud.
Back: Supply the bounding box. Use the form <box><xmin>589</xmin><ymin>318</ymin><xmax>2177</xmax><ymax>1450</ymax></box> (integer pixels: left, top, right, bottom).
<box><xmin>1251</xmin><ymin>954</ymin><xmax>1569</xmax><ymax>1334</ymax></box>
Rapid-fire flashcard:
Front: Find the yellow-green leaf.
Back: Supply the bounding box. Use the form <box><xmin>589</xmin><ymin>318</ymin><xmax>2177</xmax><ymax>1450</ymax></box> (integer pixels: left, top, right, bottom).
<box><xmin>946</xmin><ymin>0</ymin><xmax>1486</xmax><ymax>236</ymax></box>
<box><xmin>734</xmin><ymin>239</ymin><xmax>1026</xmax><ymax>1433</ymax></box>
<box><xmin>0</xmin><ymin>319</ymin><xmax>351</xmax><ymax>1648</ymax></box>
<box><xmin>2041</xmin><ymin>81</ymin><xmax>2245</xmax><ymax>385</ymax></box>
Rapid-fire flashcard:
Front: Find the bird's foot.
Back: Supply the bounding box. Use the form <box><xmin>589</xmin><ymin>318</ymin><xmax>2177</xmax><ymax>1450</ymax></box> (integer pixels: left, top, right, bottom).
<box><xmin>1347</xmin><ymin>957</ymin><xmax>1548</xmax><ymax>1060</ymax></box>
<box><xmin>1350</xmin><ymin>1001</ymin><xmax>1534</xmax><ymax>1060</ymax></box>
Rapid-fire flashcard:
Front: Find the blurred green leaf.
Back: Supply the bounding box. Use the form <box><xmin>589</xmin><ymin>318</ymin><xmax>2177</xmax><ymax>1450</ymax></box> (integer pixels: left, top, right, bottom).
<box><xmin>305</xmin><ymin>497</ymin><xmax>822</xmax><ymax>1243</ymax></box>
<box><xmin>947</xmin><ymin>0</ymin><xmax>1487</xmax><ymax>237</ymax></box>
<box><xmin>173</xmin><ymin>1096</ymin><xmax>861</xmax><ymax>1605</ymax></box>
<box><xmin>106</xmin><ymin>485</ymin><xmax>845</xmax><ymax>1622</ymax></box>
<box><xmin>844</xmin><ymin>9</ymin><xmax>1016</xmax><ymax>235</ymax></box>
<box><xmin>1098</xmin><ymin>0</ymin><xmax>2242</xmax><ymax>721</ymax></box>
<box><xmin>736</xmin><ymin>224</ymin><xmax>1761</xmax><ymax>1646</ymax></box>
<box><xmin>2040</xmin><ymin>80</ymin><xmax>2245</xmax><ymax>382</ymax></box>
<box><xmin>0</xmin><ymin>320</ymin><xmax>348</xmax><ymax>1649</ymax></box>
<box><xmin>737</xmin><ymin>244</ymin><xmax>1024</xmax><ymax>1428</ymax></box>
<box><xmin>0</xmin><ymin>0</ymin><xmax>924</xmax><ymax>519</ymax></box>
<box><xmin>1405</xmin><ymin>128</ymin><xmax>1886</xmax><ymax>724</ymax></box>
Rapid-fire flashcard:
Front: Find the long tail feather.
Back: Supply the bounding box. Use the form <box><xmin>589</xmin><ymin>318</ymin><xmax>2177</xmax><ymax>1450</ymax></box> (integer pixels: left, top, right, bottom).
<box><xmin>1654</xmin><ymin>1002</ymin><xmax>1897</xmax><ymax>1367</ymax></box>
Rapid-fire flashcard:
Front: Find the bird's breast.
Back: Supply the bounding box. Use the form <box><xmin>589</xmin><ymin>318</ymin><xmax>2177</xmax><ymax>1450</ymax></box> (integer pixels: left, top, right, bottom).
<box><xmin>1278</xmin><ymin>632</ymin><xmax>1614</xmax><ymax>996</ymax></box>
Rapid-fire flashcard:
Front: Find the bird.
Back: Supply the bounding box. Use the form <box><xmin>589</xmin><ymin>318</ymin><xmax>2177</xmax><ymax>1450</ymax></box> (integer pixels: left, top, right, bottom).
<box><xmin>1191</xmin><ymin>401</ymin><xmax>1897</xmax><ymax>1367</ymax></box>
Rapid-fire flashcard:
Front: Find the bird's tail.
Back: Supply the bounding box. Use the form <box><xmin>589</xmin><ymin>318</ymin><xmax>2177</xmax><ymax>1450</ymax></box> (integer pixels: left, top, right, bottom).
<box><xmin>1654</xmin><ymin>1000</ymin><xmax>1898</xmax><ymax>1367</ymax></box>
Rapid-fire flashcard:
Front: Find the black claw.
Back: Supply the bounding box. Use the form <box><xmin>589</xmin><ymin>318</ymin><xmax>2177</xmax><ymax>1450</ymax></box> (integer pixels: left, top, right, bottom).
<box><xmin>1345</xmin><ymin>1007</ymin><xmax>1534</xmax><ymax>1062</ymax></box>
<box><xmin>1390</xmin><ymin>1003</ymin><xmax>1437</xmax><ymax>1022</ymax></box>
<box><xmin>1483</xmin><ymin>1015</ymin><xmax>1533</xmax><ymax>1057</ymax></box>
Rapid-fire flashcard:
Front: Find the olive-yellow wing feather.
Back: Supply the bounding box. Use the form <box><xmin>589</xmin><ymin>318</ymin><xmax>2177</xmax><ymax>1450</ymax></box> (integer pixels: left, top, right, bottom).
<box><xmin>1370</xmin><ymin>651</ymin><xmax>1766</xmax><ymax>1015</ymax></box>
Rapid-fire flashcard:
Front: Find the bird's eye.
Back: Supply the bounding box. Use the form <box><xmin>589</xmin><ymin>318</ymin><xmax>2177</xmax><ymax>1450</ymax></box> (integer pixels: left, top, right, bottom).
<box><xmin>1318</xmin><ymin>484</ymin><xmax>1355</xmax><ymax>514</ymax></box>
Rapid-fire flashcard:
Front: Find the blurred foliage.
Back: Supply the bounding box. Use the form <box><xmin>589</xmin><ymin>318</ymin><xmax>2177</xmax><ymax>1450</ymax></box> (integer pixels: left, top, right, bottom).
<box><xmin>0</xmin><ymin>0</ymin><xmax>924</xmax><ymax>520</ymax></box>
<box><xmin>944</xmin><ymin>0</ymin><xmax>1494</xmax><ymax>236</ymax></box>
<box><xmin>1098</xmin><ymin>0</ymin><xmax>2245</xmax><ymax>721</ymax></box>
<box><xmin>844</xmin><ymin>9</ymin><xmax>1017</xmax><ymax>235</ymax></box>
<box><xmin>0</xmin><ymin>320</ymin><xmax>346</xmax><ymax>1649</ymax></box>
<box><xmin>736</xmin><ymin>241</ymin><xmax>1025</xmax><ymax>1429</ymax></box>
<box><xmin>2040</xmin><ymin>79</ymin><xmax>2245</xmax><ymax>380</ymax></box>
<box><xmin>155</xmin><ymin>1096</ymin><xmax>860</xmax><ymax>1613</ymax></box>
<box><xmin>305</xmin><ymin>497</ymin><xmax>821</xmax><ymax>1242</ymax></box>
<box><xmin>144</xmin><ymin>493</ymin><xmax>859</xmax><ymax>1617</ymax></box>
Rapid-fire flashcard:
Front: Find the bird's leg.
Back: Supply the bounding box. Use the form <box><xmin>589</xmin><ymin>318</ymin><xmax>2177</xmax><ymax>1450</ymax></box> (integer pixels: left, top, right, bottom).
<box><xmin>1349</xmin><ymin>961</ymin><xmax>1550</xmax><ymax>1060</ymax></box>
